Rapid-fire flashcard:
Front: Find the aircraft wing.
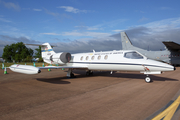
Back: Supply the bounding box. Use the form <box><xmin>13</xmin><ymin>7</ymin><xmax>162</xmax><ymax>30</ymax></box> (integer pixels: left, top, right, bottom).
<box><xmin>38</xmin><ymin>66</ymin><xmax>88</xmax><ymax>69</ymax></box>
<box><xmin>162</xmin><ymin>41</ymin><xmax>180</xmax><ymax>51</ymax></box>
<box><xmin>9</xmin><ymin>64</ymin><xmax>88</xmax><ymax>74</ymax></box>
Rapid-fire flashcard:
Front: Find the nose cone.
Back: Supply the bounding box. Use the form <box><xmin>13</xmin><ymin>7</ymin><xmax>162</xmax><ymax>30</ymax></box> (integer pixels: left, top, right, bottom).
<box><xmin>160</xmin><ymin>62</ymin><xmax>175</xmax><ymax>71</ymax></box>
<box><xmin>146</xmin><ymin>59</ymin><xmax>175</xmax><ymax>72</ymax></box>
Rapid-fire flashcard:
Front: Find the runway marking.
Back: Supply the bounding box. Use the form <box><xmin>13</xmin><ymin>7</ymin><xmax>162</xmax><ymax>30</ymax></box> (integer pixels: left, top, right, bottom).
<box><xmin>152</xmin><ymin>95</ymin><xmax>180</xmax><ymax>120</ymax></box>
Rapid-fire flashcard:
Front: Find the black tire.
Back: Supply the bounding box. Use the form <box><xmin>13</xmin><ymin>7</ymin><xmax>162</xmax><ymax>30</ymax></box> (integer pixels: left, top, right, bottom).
<box><xmin>145</xmin><ymin>77</ymin><xmax>152</xmax><ymax>83</ymax></box>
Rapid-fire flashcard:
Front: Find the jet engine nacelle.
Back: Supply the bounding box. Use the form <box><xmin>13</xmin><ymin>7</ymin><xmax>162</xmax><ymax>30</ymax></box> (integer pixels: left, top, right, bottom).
<box><xmin>50</xmin><ymin>52</ymin><xmax>71</xmax><ymax>65</ymax></box>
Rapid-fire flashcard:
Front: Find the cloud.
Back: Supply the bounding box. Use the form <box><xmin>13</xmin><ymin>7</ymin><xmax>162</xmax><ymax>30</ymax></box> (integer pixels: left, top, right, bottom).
<box><xmin>53</xmin><ymin>37</ymin><xmax>121</xmax><ymax>54</ymax></box>
<box><xmin>63</xmin><ymin>31</ymin><xmax>111</xmax><ymax>38</ymax></box>
<box><xmin>44</xmin><ymin>8</ymin><xmax>72</xmax><ymax>21</ymax></box>
<box><xmin>38</xmin><ymin>17</ymin><xmax>180</xmax><ymax>55</ymax></box>
<box><xmin>160</xmin><ymin>7</ymin><xmax>172</xmax><ymax>10</ymax></box>
<box><xmin>75</xmin><ymin>26</ymin><xmax>100</xmax><ymax>31</ymax></box>
<box><xmin>33</xmin><ymin>9</ymin><xmax>42</xmax><ymax>11</ymax></box>
<box><xmin>44</xmin><ymin>8</ymin><xmax>59</xmax><ymax>17</ymax></box>
<box><xmin>2</xmin><ymin>17</ymin><xmax>180</xmax><ymax>57</ymax></box>
<box><xmin>40</xmin><ymin>18</ymin><xmax>128</xmax><ymax>38</ymax></box>
<box><xmin>1</xmin><ymin>1</ymin><xmax>20</xmax><ymax>11</ymax></box>
<box><xmin>40</xmin><ymin>33</ymin><xmax>61</xmax><ymax>35</ymax></box>
<box><xmin>112</xmin><ymin>29</ymin><xmax>123</xmax><ymax>33</ymax></box>
<box><xmin>0</xmin><ymin>35</ymin><xmax>40</xmax><ymax>44</ymax></box>
<box><xmin>58</xmin><ymin>6</ymin><xmax>88</xmax><ymax>13</ymax></box>
<box><xmin>74</xmin><ymin>19</ymin><xmax>127</xmax><ymax>32</ymax></box>
<box><xmin>51</xmin><ymin>17</ymin><xmax>180</xmax><ymax>54</ymax></box>
<box><xmin>139</xmin><ymin>17</ymin><xmax>149</xmax><ymax>22</ymax></box>
<box><xmin>143</xmin><ymin>17</ymin><xmax>180</xmax><ymax>33</ymax></box>
<box><xmin>0</xmin><ymin>17</ymin><xmax>12</xmax><ymax>23</ymax></box>
<box><xmin>41</xmin><ymin>31</ymin><xmax>111</xmax><ymax>38</ymax></box>
<box><xmin>116</xmin><ymin>19</ymin><xmax>180</xmax><ymax>51</ymax></box>
<box><xmin>51</xmin><ymin>27</ymin><xmax>180</xmax><ymax>55</ymax></box>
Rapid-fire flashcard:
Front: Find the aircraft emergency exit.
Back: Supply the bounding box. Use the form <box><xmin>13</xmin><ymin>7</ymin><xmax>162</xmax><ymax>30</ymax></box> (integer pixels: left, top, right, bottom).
<box><xmin>9</xmin><ymin>42</ymin><xmax>175</xmax><ymax>83</ymax></box>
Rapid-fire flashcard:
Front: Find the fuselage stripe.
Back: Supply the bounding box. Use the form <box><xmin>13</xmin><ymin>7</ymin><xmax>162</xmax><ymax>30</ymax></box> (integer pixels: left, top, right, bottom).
<box><xmin>69</xmin><ymin>62</ymin><xmax>173</xmax><ymax>70</ymax></box>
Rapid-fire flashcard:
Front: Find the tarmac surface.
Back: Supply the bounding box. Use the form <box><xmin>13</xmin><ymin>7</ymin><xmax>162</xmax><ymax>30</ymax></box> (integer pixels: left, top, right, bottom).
<box><xmin>0</xmin><ymin>67</ymin><xmax>180</xmax><ymax>120</ymax></box>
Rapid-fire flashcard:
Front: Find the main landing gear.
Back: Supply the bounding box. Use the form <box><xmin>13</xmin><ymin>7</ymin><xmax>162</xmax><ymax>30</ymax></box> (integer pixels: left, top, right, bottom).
<box><xmin>86</xmin><ymin>70</ymin><xmax>93</xmax><ymax>76</ymax></box>
<box><xmin>145</xmin><ymin>75</ymin><xmax>152</xmax><ymax>83</ymax></box>
<box><xmin>67</xmin><ymin>69</ymin><xmax>94</xmax><ymax>78</ymax></box>
<box><xmin>67</xmin><ymin>69</ymin><xmax>75</xmax><ymax>78</ymax></box>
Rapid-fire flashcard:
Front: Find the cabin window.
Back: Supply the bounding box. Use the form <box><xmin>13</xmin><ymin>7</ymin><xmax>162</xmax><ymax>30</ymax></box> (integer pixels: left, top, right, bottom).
<box><xmin>80</xmin><ymin>56</ymin><xmax>83</xmax><ymax>60</ymax></box>
<box><xmin>86</xmin><ymin>56</ymin><xmax>89</xmax><ymax>60</ymax></box>
<box><xmin>104</xmin><ymin>55</ymin><xmax>108</xmax><ymax>60</ymax></box>
<box><xmin>91</xmin><ymin>56</ymin><xmax>95</xmax><ymax>60</ymax></box>
<box><xmin>98</xmin><ymin>55</ymin><xmax>101</xmax><ymax>60</ymax></box>
<box><xmin>124</xmin><ymin>52</ymin><xmax>143</xmax><ymax>59</ymax></box>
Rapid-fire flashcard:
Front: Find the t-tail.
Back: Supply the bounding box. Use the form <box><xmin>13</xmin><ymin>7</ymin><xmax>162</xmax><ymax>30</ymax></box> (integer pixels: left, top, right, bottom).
<box><xmin>41</xmin><ymin>43</ymin><xmax>56</xmax><ymax>64</ymax></box>
<box><xmin>25</xmin><ymin>43</ymin><xmax>71</xmax><ymax>65</ymax></box>
<box><xmin>25</xmin><ymin>43</ymin><xmax>56</xmax><ymax>64</ymax></box>
<box><xmin>41</xmin><ymin>43</ymin><xmax>71</xmax><ymax>65</ymax></box>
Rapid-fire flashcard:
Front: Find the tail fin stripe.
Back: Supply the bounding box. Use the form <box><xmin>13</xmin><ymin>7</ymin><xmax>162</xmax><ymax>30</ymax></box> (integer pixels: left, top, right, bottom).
<box><xmin>41</xmin><ymin>49</ymin><xmax>53</xmax><ymax>52</ymax></box>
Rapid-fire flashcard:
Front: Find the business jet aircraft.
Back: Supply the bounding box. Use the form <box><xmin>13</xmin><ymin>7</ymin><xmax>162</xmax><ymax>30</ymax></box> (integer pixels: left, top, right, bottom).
<box><xmin>9</xmin><ymin>42</ymin><xmax>175</xmax><ymax>83</ymax></box>
<box><xmin>121</xmin><ymin>32</ymin><xmax>180</xmax><ymax>66</ymax></box>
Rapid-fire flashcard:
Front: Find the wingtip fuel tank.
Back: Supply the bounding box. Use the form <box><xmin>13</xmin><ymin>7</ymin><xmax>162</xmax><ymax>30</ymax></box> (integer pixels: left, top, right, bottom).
<box><xmin>9</xmin><ymin>65</ymin><xmax>41</xmax><ymax>74</ymax></box>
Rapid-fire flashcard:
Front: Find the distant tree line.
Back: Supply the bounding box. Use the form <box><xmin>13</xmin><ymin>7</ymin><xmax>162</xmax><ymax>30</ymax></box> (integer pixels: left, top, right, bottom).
<box><xmin>2</xmin><ymin>42</ymin><xmax>43</xmax><ymax>62</ymax></box>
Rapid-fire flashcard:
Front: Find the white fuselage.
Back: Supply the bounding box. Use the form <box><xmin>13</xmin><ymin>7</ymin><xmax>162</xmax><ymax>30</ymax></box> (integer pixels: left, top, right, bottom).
<box><xmin>59</xmin><ymin>50</ymin><xmax>174</xmax><ymax>73</ymax></box>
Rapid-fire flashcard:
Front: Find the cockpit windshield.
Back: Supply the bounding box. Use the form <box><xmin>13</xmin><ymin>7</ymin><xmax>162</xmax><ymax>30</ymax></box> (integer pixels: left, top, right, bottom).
<box><xmin>124</xmin><ymin>52</ymin><xmax>144</xmax><ymax>59</ymax></box>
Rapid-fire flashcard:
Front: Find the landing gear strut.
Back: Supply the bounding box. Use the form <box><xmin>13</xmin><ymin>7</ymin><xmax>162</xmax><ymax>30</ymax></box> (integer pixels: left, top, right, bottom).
<box><xmin>145</xmin><ymin>75</ymin><xmax>152</xmax><ymax>83</ymax></box>
<box><xmin>67</xmin><ymin>69</ymin><xmax>75</xmax><ymax>78</ymax></box>
<box><xmin>86</xmin><ymin>70</ymin><xmax>93</xmax><ymax>76</ymax></box>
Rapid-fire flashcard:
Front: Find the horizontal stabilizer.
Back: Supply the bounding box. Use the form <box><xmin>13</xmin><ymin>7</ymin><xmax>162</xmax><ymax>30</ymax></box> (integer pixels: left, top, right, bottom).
<box><xmin>162</xmin><ymin>41</ymin><xmax>180</xmax><ymax>51</ymax></box>
<box><xmin>25</xmin><ymin>43</ymin><xmax>57</xmax><ymax>47</ymax></box>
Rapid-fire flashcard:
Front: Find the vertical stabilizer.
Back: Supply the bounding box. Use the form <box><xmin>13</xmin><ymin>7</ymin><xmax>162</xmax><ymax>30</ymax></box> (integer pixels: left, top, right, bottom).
<box><xmin>41</xmin><ymin>43</ymin><xmax>56</xmax><ymax>59</ymax></box>
<box><xmin>25</xmin><ymin>43</ymin><xmax>56</xmax><ymax>64</ymax></box>
<box><xmin>121</xmin><ymin>32</ymin><xmax>133</xmax><ymax>50</ymax></box>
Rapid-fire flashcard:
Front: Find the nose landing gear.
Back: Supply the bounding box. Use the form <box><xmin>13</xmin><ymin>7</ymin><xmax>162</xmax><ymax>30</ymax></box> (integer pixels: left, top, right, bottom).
<box><xmin>145</xmin><ymin>75</ymin><xmax>152</xmax><ymax>83</ymax></box>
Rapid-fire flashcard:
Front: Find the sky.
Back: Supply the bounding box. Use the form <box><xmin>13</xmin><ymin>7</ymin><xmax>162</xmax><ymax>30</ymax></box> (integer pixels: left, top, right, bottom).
<box><xmin>0</xmin><ymin>0</ymin><xmax>180</xmax><ymax>57</ymax></box>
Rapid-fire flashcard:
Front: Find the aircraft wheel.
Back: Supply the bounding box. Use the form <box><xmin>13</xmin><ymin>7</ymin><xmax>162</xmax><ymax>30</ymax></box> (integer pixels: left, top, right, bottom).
<box><xmin>145</xmin><ymin>77</ymin><xmax>152</xmax><ymax>83</ymax></box>
<box><xmin>89</xmin><ymin>71</ymin><xmax>93</xmax><ymax>75</ymax></box>
<box><xmin>86</xmin><ymin>70</ymin><xmax>93</xmax><ymax>76</ymax></box>
<box><xmin>86</xmin><ymin>71</ymin><xmax>90</xmax><ymax>76</ymax></box>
